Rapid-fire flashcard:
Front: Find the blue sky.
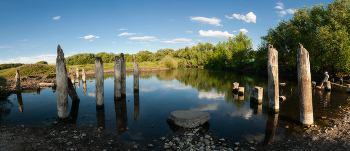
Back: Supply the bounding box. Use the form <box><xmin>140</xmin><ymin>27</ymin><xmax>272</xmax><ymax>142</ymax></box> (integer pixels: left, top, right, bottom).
<box><xmin>0</xmin><ymin>0</ymin><xmax>334</xmax><ymax>63</ymax></box>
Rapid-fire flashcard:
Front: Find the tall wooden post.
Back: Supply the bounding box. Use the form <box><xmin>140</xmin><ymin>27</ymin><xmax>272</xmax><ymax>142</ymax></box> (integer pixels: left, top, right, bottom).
<box><xmin>82</xmin><ymin>68</ymin><xmax>86</xmax><ymax>83</ymax></box>
<box><xmin>56</xmin><ymin>44</ymin><xmax>69</xmax><ymax>119</ymax></box>
<box><xmin>297</xmin><ymin>44</ymin><xmax>314</xmax><ymax>126</ymax></box>
<box><xmin>133</xmin><ymin>55</ymin><xmax>139</xmax><ymax>91</ymax></box>
<box><xmin>76</xmin><ymin>68</ymin><xmax>80</xmax><ymax>79</ymax></box>
<box><xmin>95</xmin><ymin>57</ymin><xmax>104</xmax><ymax>108</ymax></box>
<box><xmin>121</xmin><ymin>53</ymin><xmax>126</xmax><ymax>97</ymax></box>
<box><xmin>15</xmin><ymin>70</ymin><xmax>21</xmax><ymax>92</ymax></box>
<box><xmin>114</xmin><ymin>55</ymin><xmax>122</xmax><ymax>99</ymax></box>
<box><xmin>267</xmin><ymin>44</ymin><xmax>279</xmax><ymax>112</ymax></box>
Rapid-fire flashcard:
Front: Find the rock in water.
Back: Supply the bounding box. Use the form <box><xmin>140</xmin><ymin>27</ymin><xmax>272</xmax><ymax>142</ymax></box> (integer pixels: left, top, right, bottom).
<box><xmin>167</xmin><ymin>110</ymin><xmax>210</xmax><ymax>128</ymax></box>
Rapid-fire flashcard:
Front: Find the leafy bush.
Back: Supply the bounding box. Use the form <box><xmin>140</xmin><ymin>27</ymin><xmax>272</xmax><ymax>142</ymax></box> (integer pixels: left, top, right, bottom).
<box><xmin>36</xmin><ymin>61</ymin><xmax>48</xmax><ymax>64</ymax></box>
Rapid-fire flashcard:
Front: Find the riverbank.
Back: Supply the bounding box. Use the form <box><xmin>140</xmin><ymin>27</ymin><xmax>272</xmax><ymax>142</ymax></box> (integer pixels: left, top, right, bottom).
<box><xmin>1</xmin><ymin>105</ymin><xmax>350</xmax><ymax>151</ymax></box>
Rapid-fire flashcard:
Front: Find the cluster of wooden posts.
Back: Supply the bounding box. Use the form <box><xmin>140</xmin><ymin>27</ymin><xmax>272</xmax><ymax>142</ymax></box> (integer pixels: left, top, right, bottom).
<box><xmin>55</xmin><ymin>45</ymin><xmax>139</xmax><ymax>119</ymax></box>
<box><xmin>232</xmin><ymin>44</ymin><xmax>315</xmax><ymax>126</ymax></box>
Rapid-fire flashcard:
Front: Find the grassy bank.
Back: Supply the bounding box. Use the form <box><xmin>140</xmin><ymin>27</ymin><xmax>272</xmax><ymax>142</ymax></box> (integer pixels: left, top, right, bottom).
<box><xmin>66</xmin><ymin>61</ymin><xmax>167</xmax><ymax>72</ymax></box>
<box><xmin>0</xmin><ymin>64</ymin><xmax>56</xmax><ymax>77</ymax></box>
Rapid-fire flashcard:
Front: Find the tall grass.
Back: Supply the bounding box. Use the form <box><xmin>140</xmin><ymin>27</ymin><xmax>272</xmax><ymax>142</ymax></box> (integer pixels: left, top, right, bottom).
<box><xmin>0</xmin><ymin>64</ymin><xmax>55</xmax><ymax>77</ymax></box>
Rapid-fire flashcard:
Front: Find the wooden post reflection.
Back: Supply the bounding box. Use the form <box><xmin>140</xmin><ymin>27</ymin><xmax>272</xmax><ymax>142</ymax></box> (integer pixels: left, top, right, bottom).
<box><xmin>77</xmin><ymin>79</ymin><xmax>80</xmax><ymax>88</ymax></box>
<box><xmin>68</xmin><ymin>100</ymin><xmax>80</xmax><ymax>124</ymax></box>
<box><xmin>250</xmin><ymin>99</ymin><xmax>262</xmax><ymax>115</ymax></box>
<box><xmin>17</xmin><ymin>93</ymin><xmax>23</xmax><ymax>113</ymax></box>
<box><xmin>83</xmin><ymin>82</ymin><xmax>87</xmax><ymax>96</ymax></box>
<box><xmin>52</xmin><ymin>86</ymin><xmax>56</xmax><ymax>93</ymax></box>
<box><xmin>134</xmin><ymin>91</ymin><xmax>140</xmax><ymax>122</ymax></box>
<box><xmin>96</xmin><ymin>106</ymin><xmax>106</xmax><ymax>129</ymax></box>
<box><xmin>115</xmin><ymin>97</ymin><xmax>127</xmax><ymax>134</ymax></box>
<box><xmin>264</xmin><ymin>112</ymin><xmax>279</xmax><ymax>145</ymax></box>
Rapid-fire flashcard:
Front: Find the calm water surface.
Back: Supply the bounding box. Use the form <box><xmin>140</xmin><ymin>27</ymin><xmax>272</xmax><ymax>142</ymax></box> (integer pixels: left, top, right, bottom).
<box><xmin>1</xmin><ymin>68</ymin><xmax>349</xmax><ymax>147</ymax></box>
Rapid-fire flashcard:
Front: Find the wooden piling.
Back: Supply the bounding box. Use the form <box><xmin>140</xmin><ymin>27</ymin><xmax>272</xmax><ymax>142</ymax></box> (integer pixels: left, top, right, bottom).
<box><xmin>15</xmin><ymin>70</ymin><xmax>21</xmax><ymax>92</ymax></box>
<box><xmin>56</xmin><ymin>44</ymin><xmax>69</xmax><ymax>119</ymax></box>
<box><xmin>95</xmin><ymin>57</ymin><xmax>104</xmax><ymax>108</ymax></box>
<box><xmin>267</xmin><ymin>44</ymin><xmax>279</xmax><ymax>112</ymax></box>
<box><xmin>311</xmin><ymin>81</ymin><xmax>316</xmax><ymax>88</ymax></box>
<box><xmin>114</xmin><ymin>55</ymin><xmax>122</xmax><ymax>99</ymax></box>
<box><xmin>82</xmin><ymin>68</ymin><xmax>86</xmax><ymax>83</ymax></box>
<box><xmin>121</xmin><ymin>54</ymin><xmax>126</xmax><ymax>97</ymax></box>
<box><xmin>254</xmin><ymin>86</ymin><xmax>263</xmax><ymax>104</ymax></box>
<box><xmin>233</xmin><ymin>82</ymin><xmax>239</xmax><ymax>92</ymax></box>
<box><xmin>76</xmin><ymin>68</ymin><xmax>79</xmax><ymax>79</ymax></box>
<box><xmin>133</xmin><ymin>55</ymin><xmax>139</xmax><ymax>92</ymax></box>
<box><xmin>325</xmin><ymin>81</ymin><xmax>331</xmax><ymax>91</ymax></box>
<box><xmin>297</xmin><ymin>44</ymin><xmax>313</xmax><ymax>126</ymax></box>
<box><xmin>347</xmin><ymin>84</ymin><xmax>350</xmax><ymax>93</ymax></box>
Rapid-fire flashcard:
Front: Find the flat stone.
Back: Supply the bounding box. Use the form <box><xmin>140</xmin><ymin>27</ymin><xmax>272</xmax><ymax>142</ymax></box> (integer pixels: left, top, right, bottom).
<box><xmin>167</xmin><ymin>110</ymin><xmax>210</xmax><ymax>128</ymax></box>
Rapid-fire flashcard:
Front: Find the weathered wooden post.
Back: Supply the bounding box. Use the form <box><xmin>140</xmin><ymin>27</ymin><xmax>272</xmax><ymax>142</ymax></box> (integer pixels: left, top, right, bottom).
<box><xmin>134</xmin><ymin>91</ymin><xmax>140</xmax><ymax>122</ymax></box>
<box><xmin>76</xmin><ymin>68</ymin><xmax>79</xmax><ymax>79</ymax></box>
<box><xmin>347</xmin><ymin>84</ymin><xmax>350</xmax><ymax>93</ymax></box>
<box><xmin>254</xmin><ymin>86</ymin><xmax>263</xmax><ymax>104</ymax></box>
<box><xmin>82</xmin><ymin>68</ymin><xmax>86</xmax><ymax>83</ymax></box>
<box><xmin>114</xmin><ymin>55</ymin><xmax>122</xmax><ymax>99</ymax></box>
<box><xmin>121</xmin><ymin>54</ymin><xmax>126</xmax><ymax>97</ymax></box>
<box><xmin>233</xmin><ymin>82</ymin><xmax>239</xmax><ymax>92</ymax></box>
<box><xmin>297</xmin><ymin>44</ymin><xmax>313</xmax><ymax>126</ymax></box>
<box><xmin>264</xmin><ymin>112</ymin><xmax>279</xmax><ymax>145</ymax></box>
<box><xmin>56</xmin><ymin>44</ymin><xmax>69</xmax><ymax>119</ymax></box>
<box><xmin>67</xmin><ymin>77</ymin><xmax>80</xmax><ymax>101</ymax></box>
<box><xmin>133</xmin><ymin>55</ymin><xmax>139</xmax><ymax>92</ymax></box>
<box><xmin>15</xmin><ymin>70</ymin><xmax>21</xmax><ymax>92</ymax></box>
<box><xmin>268</xmin><ymin>44</ymin><xmax>279</xmax><ymax>112</ymax></box>
<box><xmin>17</xmin><ymin>93</ymin><xmax>23</xmax><ymax>113</ymax></box>
<box><xmin>311</xmin><ymin>81</ymin><xmax>316</xmax><ymax>88</ymax></box>
<box><xmin>325</xmin><ymin>81</ymin><xmax>331</xmax><ymax>91</ymax></box>
<box><xmin>95</xmin><ymin>57</ymin><xmax>104</xmax><ymax>108</ymax></box>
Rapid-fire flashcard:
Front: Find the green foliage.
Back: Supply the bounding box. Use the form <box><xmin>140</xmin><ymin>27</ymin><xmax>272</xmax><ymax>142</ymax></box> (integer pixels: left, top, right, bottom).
<box><xmin>0</xmin><ymin>64</ymin><xmax>55</xmax><ymax>77</ymax></box>
<box><xmin>0</xmin><ymin>63</ymin><xmax>24</xmax><ymax>70</ymax></box>
<box><xmin>36</xmin><ymin>61</ymin><xmax>48</xmax><ymax>64</ymax></box>
<box><xmin>0</xmin><ymin>76</ymin><xmax>9</xmax><ymax>99</ymax></box>
<box><xmin>159</xmin><ymin>56</ymin><xmax>178</xmax><ymax>68</ymax></box>
<box><xmin>258</xmin><ymin>0</ymin><xmax>350</xmax><ymax>74</ymax></box>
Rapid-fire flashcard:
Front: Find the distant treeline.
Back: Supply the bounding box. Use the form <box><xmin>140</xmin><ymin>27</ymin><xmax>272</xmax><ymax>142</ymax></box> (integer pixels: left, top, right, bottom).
<box><xmin>65</xmin><ymin>32</ymin><xmax>255</xmax><ymax>69</ymax></box>
<box><xmin>0</xmin><ymin>63</ymin><xmax>24</xmax><ymax>70</ymax></box>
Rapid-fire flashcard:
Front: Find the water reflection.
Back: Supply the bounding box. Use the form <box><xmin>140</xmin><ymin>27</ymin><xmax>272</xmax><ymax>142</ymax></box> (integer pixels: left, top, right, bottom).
<box><xmin>68</xmin><ymin>100</ymin><xmax>80</xmax><ymax>124</ymax></box>
<box><xmin>96</xmin><ymin>106</ymin><xmax>106</xmax><ymax>129</ymax></box>
<box><xmin>134</xmin><ymin>92</ymin><xmax>139</xmax><ymax>122</ymax></box>
<box><xmin>16</xmin><ymin>93</ymin><xmax>23</xmax><ymax>113</ymax></box>
<box><xmin>83</xmin><ymin>82</ymin><xmax>87</xmax><ymax>96</ymax></box>
<box><xmin>52</xmin><ymin>86</ymin><xmax>56</xmax><ymax>93</ymax></box>
<box><xmin>318</xmin><ymin>90</ymin><xmax>331</xmax><ymax>107</ymax></box>
<box><xmin>115</xmin><ymin>97</ymin><xmax>127</xmax><ymax>134</ymax></box>
<box><xmin>264</xmin><ymin>112</ymin><xmax>279</xmax><ymax>145</ymax></box>
<box><xmin>250</xmin><ymin>99</ymin><xmax>262</xmax><ymax>115</ymax></box>
<box><xmin>77</xmin><ymin>80</ymin><xmax>80</xmax><ymax>88</ymax></box>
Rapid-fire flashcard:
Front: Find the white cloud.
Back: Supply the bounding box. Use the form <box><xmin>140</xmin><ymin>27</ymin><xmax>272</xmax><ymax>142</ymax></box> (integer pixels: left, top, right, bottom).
<box><xmin>233</xmin><ymin>30</ymin><xmax>237</xmax><ymax>32</ymax></box>
<box><xmin>118</xmin><ymin>28</ymin><xmax>127</xmax><ymax>30</ymax></box>
<box><xmin>118</xmin><ymin>32</ymin><xmax>136</xmax><ymax>36</ymax></box>
<box><xmin>162</xmin><ymin>84</ymin><xmax>191</xmax><ymax>90</ymax></box>
<box><xmin>186</xmin><ymin>31</ymin><xmax>193</xmax><ymax>33</ymax></box>
<box><xmin>239</xmin><ymin>28</ymin><xmax>248</xmax><ymax>34</ymax></box>
<box><xmin>285</xmin><ymin>8</ymin><xmax>296</xmax><ymax>14</ymax></box>
<box><xmin>275</xmin><ymin>3</ymin><xmax>296</xmax><ymax>17</ymax></box>
<box><xmin>53</xmin><ymin>16</ymin><xmax>61</xmax><ymax>20</ymax></box>
<box><xmin>225</xmin><ymin>15</ymin><xmax>233</xmax><ymax>19</ymax></box>
<box><xmin>198</xmin><ymin>92</ymin><xmax>225</xmax><ymax>100</ymax></box>
<box><xmin>129</xmin><ymin>36</ymin><xmax>158</xmax><ymax>41</ymax></box>
<box><xmin>275</xmin><ymin>2</ymin><xmax>284</xmax><ymax>10</ymax></box>
<box><xmin>190</xmin><ymin>17</ymin><xmax>222</xmax><ymax>26</ymax></box>
<box><xmin>78</xmin><ymin>35</ymin><xmax>100</xmax><ymax>41</ymax></box>
<box><xmin>21</xmin><ymin>39</ymin><xmax>28</xmax><ymax>41</ymax></box>
<box><xmin>161</xmin><ymin>38</ymin><xmax>192</xmax><ymax>44</ymax></box>
<box><xmin>112</xmin><ymin>42</ymin><xmax>116</xmax><ymax>43</ymax></box>
<box><xmin>0</xmin><ymin>54</ymin><xmax>64</xmax><ymax>64</ymax></box>
<box><xmin>197</xmin><ymin>39</ymin><xmax>202</xmax><ymax>41</ymax></box>
<box><xmin>190</xmin><ymin>103</ymin><xmax>219</xmax><ymax>111</ymax></box>
<box><xmin>228</xmin><ymin>12</ymin><xmax>256</xmax><ymax>23</ymax></box>
<box><xmin>199</xmin><ymin>30</ymin><xmax>234</xmax><ymax>38</ymax></box>
<box><xmin>0</xmin><ymin>45</ymin><xmax>12</xmax><ymax>49</ymax></box>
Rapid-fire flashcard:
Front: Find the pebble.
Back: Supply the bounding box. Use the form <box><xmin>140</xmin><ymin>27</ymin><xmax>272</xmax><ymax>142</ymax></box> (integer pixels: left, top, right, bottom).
<box><xmin>147</xmin><ymin>144</ymin><xmax>154</xmax><ymax>148</ymax></box>
<box><xmin>81</xmin><ymin>133</ymin><xmax>86</xmax><ymax>137</ymax></box>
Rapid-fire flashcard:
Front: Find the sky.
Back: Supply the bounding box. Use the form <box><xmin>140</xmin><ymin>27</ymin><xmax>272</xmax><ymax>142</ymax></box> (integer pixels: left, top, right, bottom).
<box><xmin>0</xmin><ymin>0</ymin><xmax>335</xmax><ymax>64</ymax></box>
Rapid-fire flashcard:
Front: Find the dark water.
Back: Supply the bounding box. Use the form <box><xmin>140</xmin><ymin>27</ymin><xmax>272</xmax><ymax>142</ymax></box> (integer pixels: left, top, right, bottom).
<box><xmin>1</xmin><ymin>68</ymin><xmax>349</xmax><ymax>147</ymax></box>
